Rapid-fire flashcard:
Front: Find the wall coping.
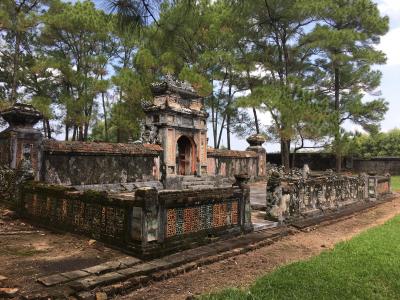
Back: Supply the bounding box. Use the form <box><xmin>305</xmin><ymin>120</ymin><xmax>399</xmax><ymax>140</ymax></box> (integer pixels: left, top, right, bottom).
<box><xmin>353</xmin><ymin>157</ymin><xmax>400</xmax><ymax>161</ymax></box>
<box><xmin>207</xmin><ymin>147</ymin><xmax>257</xmax><ymax>158</ymax></box>
<box><xmin>43</xmin><ymin>140</ymin><xmax>163</xmax><ymax>156</ymax></box>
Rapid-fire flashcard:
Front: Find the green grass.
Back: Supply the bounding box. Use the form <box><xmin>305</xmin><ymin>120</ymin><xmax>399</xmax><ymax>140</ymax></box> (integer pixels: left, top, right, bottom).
<box><xmin>201</xmin><ymin>215</ymin><xmax>400</xmax><ymax>300</ymax></box>
<box><xmin>391</xmin><ymin>176</ymin><xmax>400</xmax><ymax>191</ymax></box>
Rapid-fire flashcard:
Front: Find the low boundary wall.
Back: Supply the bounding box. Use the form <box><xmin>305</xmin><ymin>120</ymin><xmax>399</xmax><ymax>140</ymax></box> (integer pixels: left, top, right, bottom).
<box><xmin>353</xmin><ymin>157</ymin><xmax>400</xmax><ymax>175</ymax></box>
<box><xmin>42</xmin><ymin>141</ymin><xmax>162</xmax><ymax>185</ymax></box>
<box><xmin>266</xmin><ymin>174</ymin><xmax>391</xmax><ymax>222</ymax></box>
<box><xmin>20</xmin><ymin>181</ymin><xmax>252</xmax><ymax>257</ymax></box>
<box><xmin>207</xmin><ymin>148</ymin><xmax>260</xmax><ymax>179</ymax></box>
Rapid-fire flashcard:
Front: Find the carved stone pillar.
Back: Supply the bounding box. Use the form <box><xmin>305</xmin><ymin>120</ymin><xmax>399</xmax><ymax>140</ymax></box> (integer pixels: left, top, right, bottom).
<box><xmin>0</xmin><ymin>104</ymin><xmax>43</xmax><ymax>180</ymax></box>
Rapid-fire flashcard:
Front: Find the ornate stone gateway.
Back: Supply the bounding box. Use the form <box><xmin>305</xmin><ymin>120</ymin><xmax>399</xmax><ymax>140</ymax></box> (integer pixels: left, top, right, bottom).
<box><xmin>177</xmin><ymin>135</ymin><xmax>196</xmax><ymax>175</ymax></box>
<box><xmin>142</xmin><ymin>75</ymin><xmax>208</xmax><ymax>177</ymax></box>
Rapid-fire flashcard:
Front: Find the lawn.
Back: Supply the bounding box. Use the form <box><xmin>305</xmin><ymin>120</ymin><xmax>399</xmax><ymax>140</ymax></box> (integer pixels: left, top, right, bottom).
<box><xmin>391</xmin><ymin>176</ymin><xmax>400</xmax><ymax>191</ymax></box>
<box><xmin>201</xmin><ymin>214</ymin><xmax>400</xmax><ymax>300</ymax></box>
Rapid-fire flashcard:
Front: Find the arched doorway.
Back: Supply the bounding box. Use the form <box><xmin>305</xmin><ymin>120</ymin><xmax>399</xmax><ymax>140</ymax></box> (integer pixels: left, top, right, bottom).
<box><xmin>176</xmin><ymin>136</ymin><xmax>196</xmax><ymax>175</ymax></box>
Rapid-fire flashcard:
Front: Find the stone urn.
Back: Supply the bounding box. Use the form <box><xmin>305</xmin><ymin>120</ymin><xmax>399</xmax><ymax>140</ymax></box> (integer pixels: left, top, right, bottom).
<box><xmin>0</xmin><ymin>103</ymin><xmax>43</xmax><ymax>129</ymax></box>
<box><xmin>246</xmin><ymin>134</ymin><xmax>266</xmax><ymax>147</ymax></box>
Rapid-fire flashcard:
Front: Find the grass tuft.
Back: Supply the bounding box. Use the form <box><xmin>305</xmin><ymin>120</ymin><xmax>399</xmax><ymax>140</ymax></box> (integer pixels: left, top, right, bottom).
<box><xmin>391</xmin><ymin>176</ymin><xmax>400</xmax><ymax>191</ymax></box>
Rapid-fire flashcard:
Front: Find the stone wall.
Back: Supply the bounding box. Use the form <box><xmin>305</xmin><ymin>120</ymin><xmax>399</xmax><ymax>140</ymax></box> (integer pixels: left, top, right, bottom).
<box><xmin>353</xmin><ymin>157</ymin><xmax>400</xmax><ymax>175</ymax></box>
<box><xmin>266</xmin><ymin>171</ymin><xmax>366</xmax><ymax>222</ymax></box>
<box><xmin>207</xmin><ymin>148</ymin><xmax>259</xmax><ymax>179</ymax></box>
<box><xmin>20</xmin><ymin>182</ymin><xmax>251</xmax><ymax>257</ymax></box>
<box><xmin>21</xmin><ymin>183</ymin><xmax>134</xmax><ymax>245</ymax></box>
<box><xmin>268</xmin><ymin>152</ymin><xmax>400</xmax><ymax>175</ymax></box>
<box><xmin>41</xmin><ymin>140</ymin><xmax>161</xmax><ymax>185</ymax></box>
<box><xmin>266</xmin><ymin>169</ymin><xmax>392</xmax><ymax>222</ymax></box>
<box><xmin>0</xmin><ymin>166</ymin><xmax>17</xmax><ymax>207</ymax></box>
<box><xmin>267</xmin><ymin>152</ymin><xmax>346</xmax><ymax>170</ymax></box>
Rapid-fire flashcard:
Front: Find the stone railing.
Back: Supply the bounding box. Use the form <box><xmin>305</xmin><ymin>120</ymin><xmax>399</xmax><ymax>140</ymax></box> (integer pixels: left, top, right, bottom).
<box><xmin>266</xmin><ymin>172</ymin><xmax>391</xmax><ymax>222</ymax></box>
<box><xmin>131</xmin><ymin>183</ymin><xmax>251</xmax><ymax>257</ymax></box>
<box><xmin>19</xmin><ymin>180</ymin><xmax>251</xmax><ymax>257</ymax></box>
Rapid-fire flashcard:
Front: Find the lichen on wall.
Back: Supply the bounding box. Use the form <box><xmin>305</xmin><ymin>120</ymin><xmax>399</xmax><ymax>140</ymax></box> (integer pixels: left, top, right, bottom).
<box><xmin>0</xmin><ymin>165</ymin><xmax>17</xmax><ymax>205</ymax></box>
<box><xmin>266</xmin><ymin>167</ymin><xmax>369</xmax><ymax>222</ymax></box>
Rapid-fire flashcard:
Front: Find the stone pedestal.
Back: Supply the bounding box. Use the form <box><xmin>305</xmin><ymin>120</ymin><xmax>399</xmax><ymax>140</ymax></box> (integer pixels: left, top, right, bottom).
<box><xmin>0</xmin><ymin>104</ymin><xmax>43</xmax><ymax>180</ymax></box>
<box><xmin>246</xmin><ymin>134</ymin><xmax>267</xmax><ymax>178</ymax></box>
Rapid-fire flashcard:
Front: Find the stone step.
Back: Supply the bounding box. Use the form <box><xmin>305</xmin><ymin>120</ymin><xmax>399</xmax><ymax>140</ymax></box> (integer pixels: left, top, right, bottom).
<box><xmin>182</xmin><ymin>181</ymin><xmax>215</xmax><ymax>187</ymax></box>
<box><xmin>62</xmin><ymin>226</ymin><xmax>290</xmax><ymax>297</ymax></box>
<box><xmin>186</xmin><ymin>185</ymin><xmax>216</xmax><ymax>190</ymax></box>
<box><xmin>182</xmin><ymin>175</ymin><xmax>214</xmax><ymax>182</ymax></box>
<box><xmin>181</xmin><ymin>176</ymin><xmax>206</xmax><ymax>182</ymax></box>
<box><xmin>253</xmin><ymin>222</ymin><xmax>279</xmax><ymax>231</ymax></box>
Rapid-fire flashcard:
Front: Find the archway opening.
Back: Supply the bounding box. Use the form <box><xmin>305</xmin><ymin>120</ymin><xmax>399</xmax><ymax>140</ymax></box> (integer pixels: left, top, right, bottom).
<box><xmin>176</xmin><ymin>135</ymin><xmax>196</xmax><ymax>175</ymax></box>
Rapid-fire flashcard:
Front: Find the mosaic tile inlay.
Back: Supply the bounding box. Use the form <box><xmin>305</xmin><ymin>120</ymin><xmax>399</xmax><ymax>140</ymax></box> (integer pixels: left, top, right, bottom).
<box><xmin>166</xmin><ymin>200</ymin><xmax>239</xmax><ymax>238</ymax></box>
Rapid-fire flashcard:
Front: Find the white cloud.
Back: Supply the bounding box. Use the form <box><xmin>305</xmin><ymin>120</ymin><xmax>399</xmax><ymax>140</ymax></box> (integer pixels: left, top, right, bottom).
<box><xmin>377</xmin><ymin>26</ymin><xmax>400</xmax><ymax>66</ymax></box>
<box><xmin>374</xmin><ymin>1</ymin><xmax>400</xmax><ymax>66</ymax></box>
<box><xmin>378</xmin><ymin>0</ymin><xmax>400</xmax><ymax>22</ymax></box>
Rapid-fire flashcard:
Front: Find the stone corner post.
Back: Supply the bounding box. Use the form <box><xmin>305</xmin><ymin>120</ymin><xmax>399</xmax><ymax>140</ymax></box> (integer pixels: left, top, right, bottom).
<box><xmin>134</xmin><ymin>187</ymin><xmax>161</xmax><ymax>245</ymax></box>
<box><xmin>246</xmin><ymin>134</ymin><xmax>267</xmax><ymax>178</ymax></box>
<box><xmin>233</xmin><ymin>174</ymin><xmax>253</xmax><ymax>232</ymax></box>
<box><xmin>0</xmin><ymin>104</ymin><xmax>43</xmax><ymax>180</ymax></box>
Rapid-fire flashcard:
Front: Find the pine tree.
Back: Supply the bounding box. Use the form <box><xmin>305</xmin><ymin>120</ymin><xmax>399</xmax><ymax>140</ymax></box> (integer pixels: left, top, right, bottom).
<box><xmin>39</xmin><ymin>0</ymin><xmax>114</xmax><ymax>141</ymax></box>
<box><xmin>307</xmin><ymin>0</ymin><xmax>389</xmax><ymax>172</ymax></box>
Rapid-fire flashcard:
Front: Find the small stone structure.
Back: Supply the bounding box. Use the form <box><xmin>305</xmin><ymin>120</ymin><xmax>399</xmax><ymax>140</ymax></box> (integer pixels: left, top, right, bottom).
<box><xmin>0</xmin><ymin>103</ymin><xmax>43</xmax><ymax>180</ymax></box>
<box><xmin>266</xmin><ymin>167</ymin><xmax>391</xmax><ymax>222</ymax></box>
<box><xmin>20</xmin><ymin>178</ymin><xmax>251</xmax><ymax>257</ymax></box>
<box><xmin>143</xmin><ymin>75</ymin><xmax>209</xmax><ymax>177</ymax></box>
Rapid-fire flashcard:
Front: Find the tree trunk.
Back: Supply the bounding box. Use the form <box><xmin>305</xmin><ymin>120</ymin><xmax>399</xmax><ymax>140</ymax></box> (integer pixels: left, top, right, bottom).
<box><xmin>227</xmin><ymin>77</ymin><xmax>232</xmax><ymax>150</ymax></box>
<box><xmin>253</xmin><ymin>108</ymin><xmax>260</xmax><ymax>134</ymax></box>
<box><xmin>46</xmin><ymin>119</ymin><xmax>51</xmax><ymax>139</ymax></box>
<box><xmin>334</xmin><ymin>67</ymin><xmax>341</xmax><ymax>173</ymax></box>
<box><xmin>65</xmin><ymin>124</ymin><xmax>69</xmax><ymax>141</ymax></box>
<box><xmin>72</xmin><ymin>126</ymin><xmax>77</xmax><ymax>141</ymax></box>
<box><xmin>292</xmin><ymin>149</ymin><xmax>296</xmax><ymax>169</ymax></box>
<box><xmin>281</xmin><ymin>139</ymin><xmax>290</xmax><ymax>171</ymax></box>
<box><xmin>42</xmin><ymin>119</ymin><xmax>47</xmax><ymax>138</ymax></box>
<box><xmin>101</xmin><ymin>75</ymin><xmax>109</xmax><ymax>141</ymax></box>
<box><xmin>78</xmin><ymin>125</ymin><xmax>84</xmax><ymax>141</ymax></box>
<box><xmin>226</xmin><ymin>115</ymin><xmax>231</xmax><ymax>150</ymax></box>
<box><xmin>10</xmin><ymin>31</ymin><xmax>21</xmax><ymax>103</ymax></box>
<box><xmin>83</xmin><ymin>123</ymin><xmax>89</xmax><ymax>141</ymax></box>
<box><xmin>117</xmin><ymin>89</ymin><xmax>122</xmax><ymax>143</ymax></box>
<box><xmin>211</xmin><ymin>97</ymin><xmax>217</xmax><ymax>148</ymax></box>
<box><xmin>216</xmin><ymin>115</ymin><xmax>226</xmax><ymax>149</ymax></box>
<box><xmin>102</xmin><ymin>94</ymin><xmax>108</xmax><ymax>141</ymax></box>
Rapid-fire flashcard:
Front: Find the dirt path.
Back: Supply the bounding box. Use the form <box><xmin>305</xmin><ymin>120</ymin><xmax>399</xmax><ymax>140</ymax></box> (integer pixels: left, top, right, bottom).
<box><xmin>0</xmin><ymin>206</ymin><xmax>126</xmax><ymax>296</ymax></box>
<box><xmin>119</xmin><ymin>196</ymin><xmax>400</xmax><ymax>300</ymax></box>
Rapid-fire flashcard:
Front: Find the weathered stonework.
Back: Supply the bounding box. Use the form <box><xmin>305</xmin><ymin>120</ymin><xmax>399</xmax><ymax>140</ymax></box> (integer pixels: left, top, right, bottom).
<box><xmin>265</xmin><ymin>167</ymin><xmax>390</xmax><ymax>222</ymax></box>
<box><xmin>20</xmin><ymin>181</ymin><xmax>251</xmax><ymax>257</ymax></box>
<box><xmin>0</xmin><ymin>165</ymin><xmax>17</xmax><ymax>206</ymax></box>
<box><xmin>142</xmin><ymin>76</ymin><xmax>208</xmax><ymax>178</ymax></box>
<box><xmin>0</xmin><ymin>103</ymin><xmax>43</xmax><ymax>180</ymax></box>
<box><xmin>207</xmin><ymin>148</ymin><xmax>259</xmax><ymax>179</ymax></box>
<box><xmin>42</xmin><ymin>141</ymin><xmax>161</xmax><ymax>185</ymax></box>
